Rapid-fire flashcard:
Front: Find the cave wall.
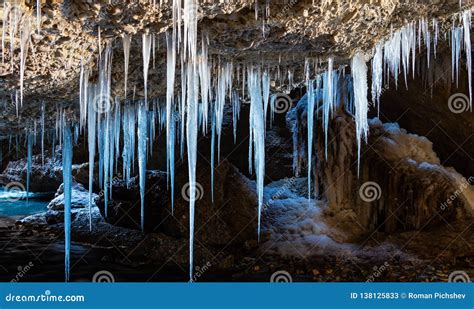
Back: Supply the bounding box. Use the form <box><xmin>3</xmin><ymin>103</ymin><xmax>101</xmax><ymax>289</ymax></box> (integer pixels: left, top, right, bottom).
<box><xmin>376</xmin><ymin>50</ymin><xmax>474</xmax><ymax>178</ymax></box>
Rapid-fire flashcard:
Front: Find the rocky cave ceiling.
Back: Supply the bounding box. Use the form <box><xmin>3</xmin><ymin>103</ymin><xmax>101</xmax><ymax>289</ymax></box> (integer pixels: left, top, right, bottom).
<box><xmin>0</xmin><ymin>0</ymin><xmax>472</xmax><ymax>136</ymax></box>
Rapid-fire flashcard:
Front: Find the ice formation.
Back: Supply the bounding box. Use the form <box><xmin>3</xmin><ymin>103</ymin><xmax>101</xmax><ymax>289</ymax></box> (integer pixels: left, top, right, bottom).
<box><xmin>62</xmin><ymin>125</ymin><xmax>73</xmax><ymax>282</ymax></box>
<box><xmin>351</xmin><ymin>52</ymin><xmax>369</xmax><ymax>173</ymax></box>
<box><xmin>2</xmin><ymin>3</ymin><xmax>473</xmax><ymax>282</ymax></box>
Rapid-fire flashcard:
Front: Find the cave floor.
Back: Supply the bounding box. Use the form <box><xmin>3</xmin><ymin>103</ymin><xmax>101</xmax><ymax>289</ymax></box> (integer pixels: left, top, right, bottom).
<box><xmin>1</xmin><ymin>216</ymin><xmax>472</xmax><ymax>282</ymax></box>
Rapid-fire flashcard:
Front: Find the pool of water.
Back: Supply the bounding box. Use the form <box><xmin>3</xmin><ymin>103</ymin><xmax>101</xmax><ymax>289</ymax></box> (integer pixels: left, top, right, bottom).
<box><xmin>0</xmin><ymin>188</ymin><xmax>52</xmax><ymax>217</ymax></box>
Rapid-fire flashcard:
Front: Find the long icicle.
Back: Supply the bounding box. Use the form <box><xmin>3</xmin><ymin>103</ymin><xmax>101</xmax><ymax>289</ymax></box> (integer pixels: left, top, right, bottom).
<box><xmin>123</xmin><ymin>34</ymin><xmax>131</xmax><ymax>99</ymax></box>
<box><xmin>62</xmin><ymin>124</ymin><xmax>73</xmax><ymax>282</ymax></box>
<box><xmin>26</xmin><ymin>132</ymin><xmax>33</xmax><ymax>202</ymax></box>
<box><xmin>87</xmin><ymin>86</ymin><xmax>97</xmax><ymax>231</ymax></box>
<box><xmin>248</xmin><ymin>66</ymin><xmax>265</xmax><ymax>241</ymax></box>
<box><xmin>138</xmin><ymin>100</ymin><xmax>148</xmax><ymax>231</ymax></box>
<box><xmin>19</xmin><ymin>17</ymin><xmax>31</xmax><ymax>107</ymax></box>
<box><xmin>463</xmin><ymin>10</ymin><xmax>472</xmax><ymax>110</ymax></box>
<box><xmin>166</xmin><ymin>31</ymin><xmax>176</xmax><ymax>213</ymax></box>
<box><xmin>307</xmin><ymin>79</ymin><xmax>315</xmax><ymax>200</ymax></box>
<box><xmin>184</xmin><ymin>0</ymin><xmax>199</xmax><ymax>282</ymax></box>
<box><xmin>40</xmin><ymin>101</ymin><xmax>45</xmax><ymax>166</ymax></box>
<box><xmin>351</xmin><ymin>52</ymin><xmax>370</xmax><ymax>175</ymax></box>
<box><xmin>142</xmin><ymin>33</ymin><xmax>152</xmax><ymax>106</ymax></box>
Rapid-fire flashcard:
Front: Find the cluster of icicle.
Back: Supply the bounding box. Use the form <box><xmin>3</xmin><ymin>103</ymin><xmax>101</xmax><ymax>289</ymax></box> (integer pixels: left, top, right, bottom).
<box><xmin>1</xmin><ymin>0</ymin><xmax>41</xmax><ymax>109</ymax></box>
<box><xmin>3</xmin><ymin>1</ymin><xmax>473</xmax><ymax>282</ymax></box>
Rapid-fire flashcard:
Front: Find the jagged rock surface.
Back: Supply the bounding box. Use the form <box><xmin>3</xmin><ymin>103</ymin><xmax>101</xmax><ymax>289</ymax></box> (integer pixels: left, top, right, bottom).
<box><xmin>292</xmin><ymin>95</ymin><xmax>474</xmax><ymax>234</ymax></box>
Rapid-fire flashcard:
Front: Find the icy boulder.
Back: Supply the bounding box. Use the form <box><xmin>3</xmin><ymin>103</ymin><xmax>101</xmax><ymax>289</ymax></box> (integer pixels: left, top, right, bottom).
<box><xmin>0</xmin><ymin>152</ymin><xmax>63</xmax><ymax>193</ymax></box>
<box><xmin>48</xmin><ymin>182</ymin><xmax>96</xmax><ymax>210</ymax></box>
<box><xmin>292</xmin><ymin>105</ymin><xmax>474</xmax><ymax>234</ymax></box>
<box><xmin>96</xmin><ymin>160</ymin><xmax>258</xmax><ymax>245</ymax></box>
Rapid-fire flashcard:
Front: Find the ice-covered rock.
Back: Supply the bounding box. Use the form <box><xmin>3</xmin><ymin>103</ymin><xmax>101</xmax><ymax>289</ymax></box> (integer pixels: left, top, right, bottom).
<box><xmin>47</xmin><ymin>182</ymin><xmax>96</xmax><ymax>211</ymax></box>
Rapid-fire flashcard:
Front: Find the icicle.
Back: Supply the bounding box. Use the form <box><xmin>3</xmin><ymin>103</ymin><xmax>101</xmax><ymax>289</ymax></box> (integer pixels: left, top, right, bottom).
<box><xmin>183</xmin><ymin>0</ymin><xmax>199</xmax><ymax>282</ymax></box>
<box><xmin>452</xmin><ymin>26</ymin><xmax>463</xmax><ymax>86</ymax></box>
<box><xmin>183</xmin><ymin>0</ymin><xmax>198</xmax><ymax>61</ymax></box>
<box><xmin>87</xmin><ymin>86</ymin><xmax>97</xmax><ymax>231</ymax></box>
<box><xmin>142</xmin><ymin>33</ymin><xmax>152</xmax><ymax>105</ymax></box>
<box><xmin>103</xmin><ymin>110</ymin><xmax>112</xmax><ymax>218</ymax></box>
<box><xmin>185</xmin><ymin>61</ymin><xmax>199</xmax><ymax>282</ymax></box>
<box><xmin>114</xmin><ymin>102</ymin><xmax>121</xmax><ymax>173</ymax></box>
<box><xmin>79</xmin><ymin>59</ymin><xmax>89</xmax><ymax>129</ymax></box>
<box><xmin>262</xmin><ymin>69</ymin><xmax>270</xmax><ymax>128</ymax></box>
<box><xmin>19</xmin><ymin>17</ymin><xmax>31</xmax><ymax>106</ymax></box>
<box><xmin>401</xmin><ymin>23</ymin><xmax>416</xmax><ymax>88</ymax></box>
<box><xmin>463</xmin><ymin>10</ymin><xmax>472</xmax><ymax>110</ymax></box>
<box><xmin>322</xmin><ymin>57</ymin><xmax>334</xmax><ymax>159</ymax></box>
<box><xmin>62</xmin><ymin>125</ymin><xmax>73</xmax><ymax>282</ymax></box>
<box><xmin>384</xmin><ymin>29</ymin><xmax>401</xmax><ymax>87</ymax></box>
<box><xmin>169</xmin><ymin>110</ymin><xmax>176</xmax><ymax>213</ymax></box>
<box><xmin>36</xmin><ymin>0</ymin><xmax>41</xmax><ymax>34</ymax></box>
<box><xmin>138</xmin><ymin>101</ymin><xmax>148</xmax><ymax>231</ymax></box>
<box><xmin>420</xmin><ymin>18</ymin><xmax>431</xmax><ymax>67</ymax></box>
<box><xmin>371</xmin><ymin>44</ymin><xmax>383</xmax><ymax>113</ymax></box>
<box><xmin>247</xmin><ymin>66</ymin><xmax>265</xmax><ymax>241</ymax></box>
<box><xmin>433</xmin><ymin>18</ymin><xmax>439</xmax><ymax>58</ymax></box>
<box><xmin>351</xmin><ymin>52</ymin><xmax>369</xmax><ymax>175</ymax></box>
<box><xmin>210</xmin><ymin>109</ymin><xmax>216</xmax><ymax>203</ymax></box>
<box><xmin>198</xmin><ymin>35</ymin><xmax>210</xmax><ymax>134</ymax></box>
<box><xmin>215</xmin><ymin>62</ymin><xmax>233</xmax><ymax>161</ymax></box>
<box><xmin>123</xmin><ymin>34</ymin><xmax>131</xmax><ymax>99</ymax></box>
<box><xmin>98</xmin><ymin>26</ymin><xmax>101</xmax><ymax>61</ymax></box>
<box><xmin>26</xmin><ymin>132</ymin><xmax>33</xmax><ymax>201</ymax></box>
<box><xmin>306</xmin><ymin>79</ymin><xmax>315</xmax><ymax>200</ymax></box>
<box><xmin>232</xmin><ymin>91</ymin><xmax>240</xmax><ymax>143</ymax></box>
<box><xmin>40</xmin><ymin>101</ymin><xmax>45</xmax><ymax>166</ymax></box>
<box><xmin>166</xmin><ymin>31</ymin><xmax>176</xmax><ymax>212</ymax></box>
